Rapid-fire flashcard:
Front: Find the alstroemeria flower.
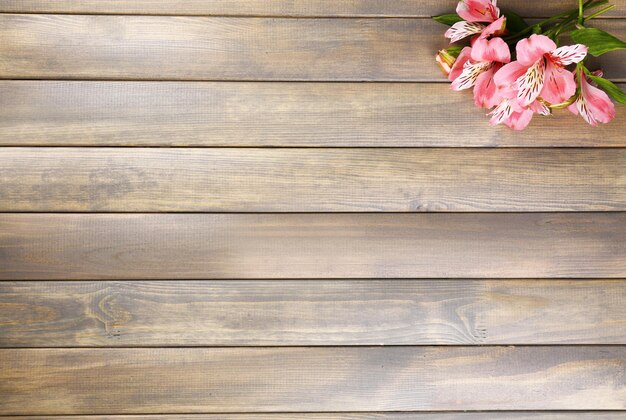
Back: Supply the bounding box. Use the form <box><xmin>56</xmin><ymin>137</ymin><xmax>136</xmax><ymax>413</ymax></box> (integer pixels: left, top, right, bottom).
<box><xmin>457</xmin><ymin>0</ymin><xmax>500</xmax><ymax>22</ymax></box>
<box><xmin>446</xmin><ymin>15</ymin><xmax>506</xmax><ymax>43</ymax></box>
<box><xmin>488</xmin><ymin>97</ymin><xmax>550</xmax><ymax>130</ymax></box>
<box><xmin>495</xmin><ymin>34</ymin><xmax>587</xmax><ymax>107</ymax></box>
<box><xmin>568</xmin><ymin>68</ymin><xmax>616</xmax><ymax>126</ymax></box>
<box><xmin>448</xmin><ymin>38</ymin><xmax>511</xmax><ymax>92</ymax></box>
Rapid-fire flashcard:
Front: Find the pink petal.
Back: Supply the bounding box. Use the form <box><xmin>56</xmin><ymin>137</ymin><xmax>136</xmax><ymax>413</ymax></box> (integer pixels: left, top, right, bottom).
<box><xmin>504</xmin><ymin>109</ymin><xmax>535</xmax><ymax>130</ymax></box>
<box><xmin>516</xmin><ymin>34</ymin><xmax>556</xmax><ymax>67</ymax></box>
<box><xmin>473</xmin><ymin>66</ymin><xmax>502</xmax><ymax>108</ymax></box>
<box><xmin>539</xmin><ymin>60</ymin><xmax>576</xmax><ymax>105</ymax></box>
<box><xmin>574</xmin><ymin>95</ymin><xmax>599</xmax><ymax>126</ymax></box>
<box><xmin>580</xmin><ymin>73</ymin><xmax>616</xmax><ymax>124</ymax></box>
<box><xmin>529</xmin><ymin>100</ymin><xmax>551</xmax><ymax>116</ymax></box>
<box><xmin>448</xmin><ymin>47</ymin><xmax>473</xmax><ymax>82</ymax></box>
<box><xmin>480</xmin><ymin>16</ymin><xmax>507</xmax><ymax>39</ymax></box>
<box><xmin>471</xmin><ymin>37</ymin><xmax>510</xmax><ymax>63</ymax></box>
<box><xmin>445</xmin><ymin>21</ymin><xmax>485</xmax><ymax>43</ymax></box>
<box><xmin>457</xmin><ymin>0</ymin><xmax>500</xmax><ymax>22</ymax></box>
<box><xmin>493</xmin><ymin>61</ymin><xmax>527</xmax><ymax>99</ymax></box>
<box><xmin>516</xmin><ymin>58</ymin><xmax>546</xmax><ymax>106</ymax></box>
<box><xmin>548</xmin><ymin>44</ymin><xmax>588</xmax><ymax>66</ymax></box>
<box><xmin>489</xmin><ymin>98</ymin><xmax>515</xmax><ymax>125</ymax></box>
<box><xmin>568</xmin><ymin>102</ymin><xmax>579</xmax><ymax>116</ymax></box>
<box><xmin>451</xmin><ymin>61</ymin><xmax>492</xmax><ymax>90</ymax></box>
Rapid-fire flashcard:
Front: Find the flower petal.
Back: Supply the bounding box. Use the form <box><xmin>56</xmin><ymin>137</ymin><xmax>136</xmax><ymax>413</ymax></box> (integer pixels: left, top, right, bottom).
<box><xmin>549</xmin><ymin>44</ymin><xmax>588</xmax><ymax>66</ymax></box>
<box><xmin>504</xmin><ymin>109</ymin><xmax>535</xmax><ymax>130</ymax></box>
<box><xmin>516</xmin><ymin>34</ymin><xmax>556</xmax><ymax>67</ymax></box>
<box><xmin>489</xmin><ymin>98</ymin><xmax>514</xmax><ymax>125</ymax></box>
<box><xmin>471</xmin><ymin>37</ymin><xmax>511</xmax><ymax>63</ymax></box>
<box><xmin>445</xmin><ymin>21</ymin><xmax>485</xmax><ymax>43</ymax></box>
<box><xmin>516</xmin><ymin>57</ymin><xmax>546</xmax><ymax>106</ymax></box>
<box><xmin>580</xmin><ymin>72</ymin><xmax>616</xmax><ymax>124</ymax></box>
<box><xmin>539</xmin><ymin>60</ymin><xmax>576</xmax><ymax>105</ymax></box>
<box><xmin>529</xmin><ymin>100</ymin><xmax>551</xmax><ymax>116</ymax></box>
<box><xmin>493</xmin><ymin>61</ymin><xmax>528</xmax><ymax>99</ymax></box>
<box><xmin>457</xmin><ymin>0</ymin><xmax>500</xmax><ymax>22</ymax></box>
<box><xmin>574</xmin><ymin>95</ymin><xmax>599</xmax><ymax>126</ymax></box>
<box><xmin>479</xmin><ymin>16</ymin><xmax>507</xmax><ymax>39</ymax></box>
<box><xmin>448</xmin><ymin>47</ymin><xmax>473</xmax><ymax>82</ymax></box>
<box><xmin>473</xmin><ymin>66</ymin><xmax>502</xmax><ymax>108</ymax></box>
<box><xmin>451</xmin><ymin>61</ymin><xmax>492</xmax><ymax>90</ymax></box>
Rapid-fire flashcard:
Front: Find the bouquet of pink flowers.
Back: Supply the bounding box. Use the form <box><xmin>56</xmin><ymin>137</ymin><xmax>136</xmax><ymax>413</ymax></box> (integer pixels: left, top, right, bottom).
<box><xmin>435</xmin><ymin>0</ymin><xmax>626</xmax><ymax>129</ymax></box>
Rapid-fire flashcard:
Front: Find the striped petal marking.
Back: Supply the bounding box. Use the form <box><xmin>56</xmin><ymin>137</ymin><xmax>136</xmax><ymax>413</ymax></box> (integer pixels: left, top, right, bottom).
<box><xmin>574</xmin><ymin>95</ymin><xmax>597</xmax><ymax>126</ymax></box>
<box><xmin>549</xmin><ymin>44</ymin><xmax>588</xmax><ymax>66</ymax></box>
<box><xmin>530</xmin><ymin>100</ymin><xmax>551</xmax><ymax>116</ymax></box>
<box><xmin>445</xmin><ymin>21</ymin><xmax>485</xmax><ymax>43</ymax></box>
<box><xmin>516</xmin><ymin>58</ymin><xmax>546</xmax><ymax>106</ymax></box>
<box><xmin>489</xmin><ymin>98</ymin><xmax>514</xmax><ymax>125</ymax></box>
<box><xmin>451</xmin><ymin>61</ymin><xmax>493</xmax><ymax>90</ymax></box>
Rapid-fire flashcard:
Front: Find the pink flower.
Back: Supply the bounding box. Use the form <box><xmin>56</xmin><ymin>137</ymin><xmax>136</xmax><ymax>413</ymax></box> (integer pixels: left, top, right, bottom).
<box><xmin>488</xmin><ymin>97</ymin><xmax>550</xmax><ymax>130</ymax></box>
<box><xmin>447</xmin><ymin>36</ymin><xmax>510</xmax><ymax>108</ymax></box>
<box><xmin>494</xmin><ymin>34</ymin><xmax>587</xmax><ymax>107</ymax></box>
<box><xmin>568</xmin><ymin>68</ymin><xmax>616</xmax><ymax>126</ymax></box>
<box><xmin>445</xmin><ymin>15</ymin><xmax>506</xmax><ymax>43</ymax></box>
<box><xmin>457</xmin><ymin>0</ymin><xmax>500</xmax><ymax>22</ymax></box>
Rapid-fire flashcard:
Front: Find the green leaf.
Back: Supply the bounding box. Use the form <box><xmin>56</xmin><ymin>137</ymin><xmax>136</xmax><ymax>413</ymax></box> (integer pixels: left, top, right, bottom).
<box><xmin>588</xmin><ymin>75</ymin><xmax>626</xmax><ymax>105</ymax></box>
<box><xmin>502</xmin><ymin>10</ymin><xmax>530</xmax><ymax>35</ymax></box>
<box><xmin>570</xmin><ymin>27</ymin><xmax>626</xmax><ymax>56</ymax></box>
<box><xmin>446</xmin><ymin>45</ymin><xmax>463</xmax><ymax>58</ymax></box>
<box><xmin>432</xmin><ymin>14</ymin><xmax>463</xmax><ymax>26</ymax></box>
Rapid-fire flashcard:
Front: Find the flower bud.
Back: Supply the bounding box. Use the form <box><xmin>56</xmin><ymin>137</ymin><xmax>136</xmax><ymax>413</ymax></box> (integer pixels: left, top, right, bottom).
<box><xmin>436</xmin><ymin>49</ymin><xmax>457</xmax><ymax>76</ymax></box>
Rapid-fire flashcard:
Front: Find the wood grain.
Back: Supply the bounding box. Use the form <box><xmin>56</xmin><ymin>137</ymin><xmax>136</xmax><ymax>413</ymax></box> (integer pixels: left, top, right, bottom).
<box><xmin>2</xmin><ymin>81</ymin><xmax>626</xmax><ymax>147</ymax></box>
<box><xmin>2</xmin><ymin>148</ymin><xmax>626</xmax><ymax>212</ymax></box>
<box><xmin>1</xmin><ymin>213</ymin><xmax>625</xmax><ymax>280</ymax></box>
<box><xmin>1</xmin><ymin>347</ymin><xmax>625</xmax><ymax>414</ymax></box>
<box><xmin>1</xmin><ymin>15</ymin><xmax>624</xmax><ymax>81</ymax></box>
<box><xmin>2</xmin><ymin>0</ymin><xmax>626</xmax><ymax>17</ymax></box>
<box><xmin>4</xmin><ymin>414</ymin><xmax>626</xmax><ymax>420</ymax></box>
<box><xmin>1</xmin><ymin>280</ymin><xmax>624</xmax><ymax>346</ymax></box>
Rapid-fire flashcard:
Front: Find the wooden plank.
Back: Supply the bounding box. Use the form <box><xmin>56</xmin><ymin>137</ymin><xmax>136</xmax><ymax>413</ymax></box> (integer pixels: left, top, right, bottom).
<box><xmin>1</xmin><ymin>213</ymin><xmax>624</xmax><ymax>280</ymax></box>
<box><xmin>1</xmin><ymin>0</ymin><xmax>625</xmax><ymax>18</ymax></box>
<box><xmin>3</xmin><ymin>414</ymin><xmax>626</xmax><ymax>420</ymax></box>
<box><xmin>0</xmin><ymin>15</ymin><xmax>624</xmax><ymax>81</ymax></box>
<box><xmin>1</xmin><ymin>347</ymin><xmax>625</xmax><ymax>414</ymax></box>
<box><xmin>3</xmin><ymin>82</ymin><xmax>626</xmax><ymax>147</ymax></box>
<box><xmin>1</xmin><ymin>280</ymin><xmax>624</xmax><ymax>346</ymax></box>
<box><xmin>2</xmin><ymin>148</ymin><xmax>626</xmax><ymax>212</ymax></box>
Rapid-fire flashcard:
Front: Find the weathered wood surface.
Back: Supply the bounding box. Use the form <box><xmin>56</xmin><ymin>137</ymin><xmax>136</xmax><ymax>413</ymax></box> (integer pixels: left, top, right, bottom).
<box><xmin>1</xmin><ymin>213</ymin><xmax>625</xmax><ymax>280</ymax></box>
<box><xmin>2</xmin><ymin>81</ymin><xmax>626</xmax><ymax>147</ymax></box>
<box><xmin>1</xmin><ymin>280</ymin><xmax>624</xmax><ymax>346</ymax></box>
<box><xmin>2</xmin><ymin>148</ymin><xmax>625</xmax><ymax>212</ymax></box>
<box><xmin>1</xmin><ymin>0</ymin><xmax>625</xmax><ymax>417</ymax></box>
<box><xmin>1</xmin><ymin>15</ymin><xmax>624</xmax><ymax>81</ymax></box>
<box><xmin>1</xmin><ymin>347</ymin><xmax>625</xmax><ymax>414</ymax></box>
<box><xmin>1</xmin><ymin>0</ymin><xmax>625</xmax><ymax>17</ymax></box>
<box><xmin>3</xmin><ymin>414</ymin><xmax>626</xmax><ymax>420</ymax></box>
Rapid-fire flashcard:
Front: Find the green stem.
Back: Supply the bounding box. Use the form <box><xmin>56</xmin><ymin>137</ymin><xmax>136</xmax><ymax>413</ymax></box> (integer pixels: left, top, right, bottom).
<box><xmin>579</xmin><ymin>0</ymin><xmax>585</xmax><ymax>24</ymax></box>
<box><xmin>585</xmin><ymin>4</ymin><xmax>616</xmax><ymax>20</ymax></box>
<box><xmin>546</xmin><ymin>3</ymin><xmax>614</xmax><ymax>40</ymax></box>
<box><xmin>542</xmin><ymin>9</ymin><xmax>580</xmax><ymax>38</ymax></box>
<box><xmin>503</xmin><ymin>0</ymin><xmax>607</xmax><ymax>41</ymax></box>
<box><xmin>503</xmin><ymin>11</ymin><xmax>572</xmax><ymax>40</ymax></box>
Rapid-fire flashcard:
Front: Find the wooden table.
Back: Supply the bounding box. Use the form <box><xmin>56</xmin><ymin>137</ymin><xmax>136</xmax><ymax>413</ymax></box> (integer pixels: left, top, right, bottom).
<box><xmin>0</xmin><ymin>0</ymin><xmax>625</xmax><ymax>417</ymax></box>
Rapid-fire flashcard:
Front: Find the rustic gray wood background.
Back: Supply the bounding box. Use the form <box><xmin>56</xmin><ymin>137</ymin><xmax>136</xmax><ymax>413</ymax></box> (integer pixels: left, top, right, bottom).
<box><xmin>0</xmin><ymin>0</ymin><xmax>625</xmax><ymax>417</ymax></box>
